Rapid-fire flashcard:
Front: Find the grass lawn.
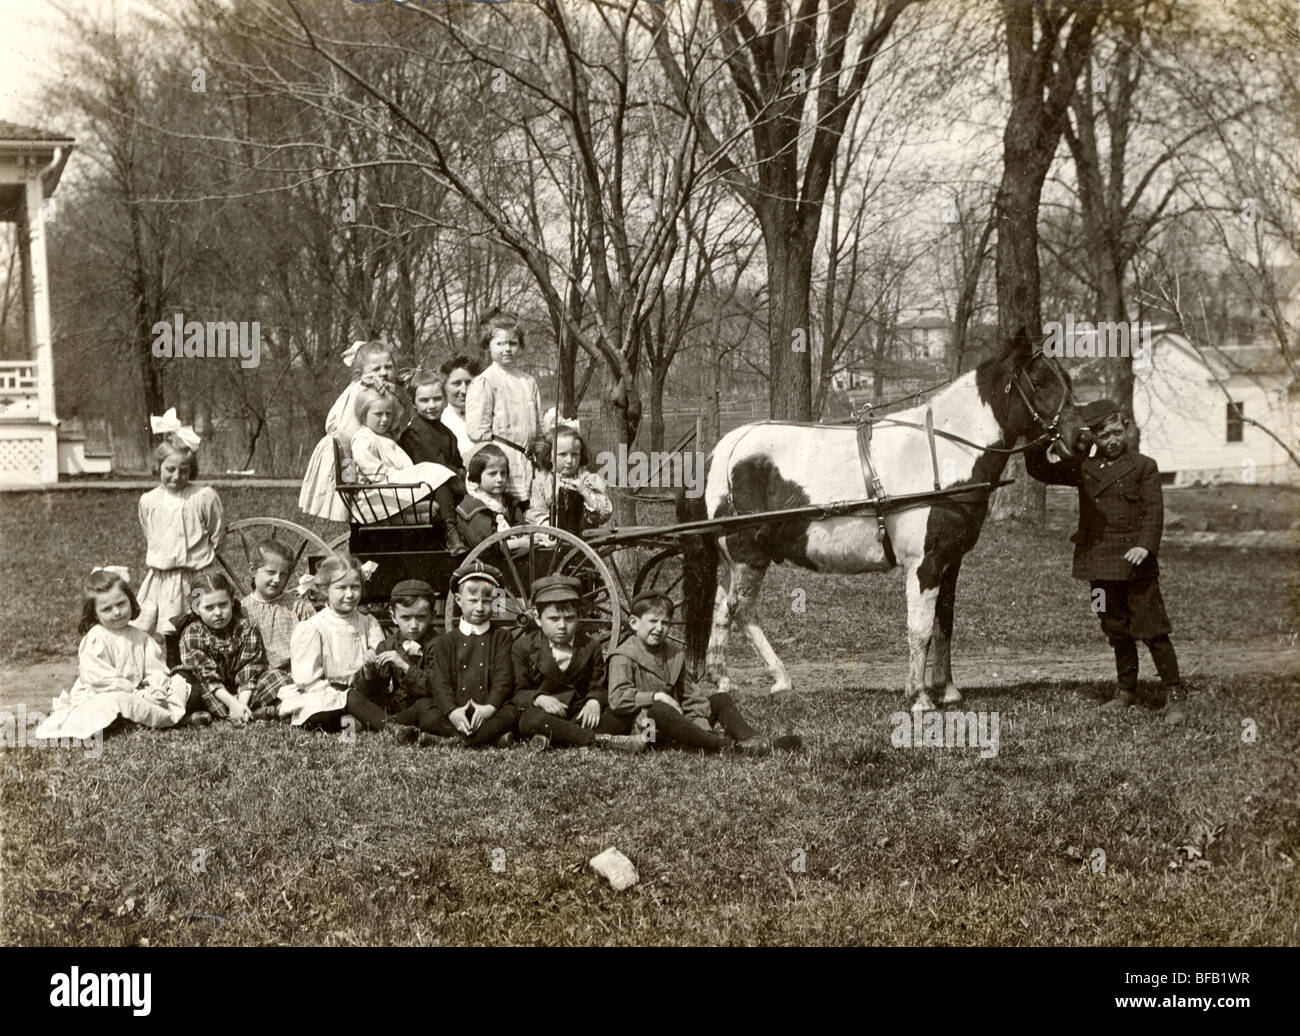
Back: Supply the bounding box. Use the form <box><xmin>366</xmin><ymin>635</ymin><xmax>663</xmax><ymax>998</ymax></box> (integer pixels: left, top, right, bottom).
<box><xmin>2</xmin><ymin>487</ymin><xmax>1297</xmax><ymax>945</ymax></box>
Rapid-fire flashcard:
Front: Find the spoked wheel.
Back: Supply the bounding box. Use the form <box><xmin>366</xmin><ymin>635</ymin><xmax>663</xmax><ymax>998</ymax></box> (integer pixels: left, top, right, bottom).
<box><xmin>445</xmin><ymin>525</ymin><xmax>623</xmax><ymax>651</ymax></box>
<box><xmin>214</xmin><ymin>518</ymin><xmax>334</xmax><ymax>600</ymax></box>
<box><xmin>629</xmin><ymin>548</ymin><xmax>689</xmax><ymax>652</ymax></box>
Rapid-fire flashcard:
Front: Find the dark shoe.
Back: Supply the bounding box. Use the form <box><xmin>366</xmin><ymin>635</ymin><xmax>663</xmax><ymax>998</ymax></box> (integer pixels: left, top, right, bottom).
<box><xmin>771</xmin><ymin>734</ymin><xmax>804</xmax><ymax>752</ymax></box>
<box><xmin>417</xmin><ymin>732</ymin><xmax>449</xmax><ymax>748</ymax></box>
<box><xmin>388</xmin><ymin>724</ymin><xmax>420</xmax><ymax>744</ymax></box>
<box><xmin>1100</xmin><ymin>690</ymin><xmax>1136</xmax><ymax>709</ymax></box>
<box><xmin>732</xmin><ymin>736</ymin><xmax>772</xmax><ymax>757</ymax></box>
<box><xmin>593</xmin><ymin>733</ymin><xmax>647</xmax><ymax>754</ymax></box>
<box><xmin>184</xmin><ymin>711</ymin><xmax>212</xmax><ymax>727</ymax></box>
<box><xmin>1162</xmin><ymin>685</ymin><xmax>1188</xmax><ymax>726</ymax></box>
<box><xmin>496</xmin><ymin>732</ymin><xmax>518</xmax><ymax>749</ymax></box>
<box><xmin>528</xmin><ymin>734</ymin><xmax>551</xmax><ymax>752</ymax></box>
<box><xmin>252</xmin><ymin>706</ymin><xmax>280</xmax><ymax>722</ymax></box>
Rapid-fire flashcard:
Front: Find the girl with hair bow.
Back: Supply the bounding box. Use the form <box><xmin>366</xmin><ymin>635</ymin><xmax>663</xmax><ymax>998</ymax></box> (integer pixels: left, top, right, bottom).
<box><xmin>136</xmin><ymin>409</ymin><xmax>225</xmax><ymax>640</ymax></box>
<box><xmin>298</xmin><ymin>340</ymin><xmax>400</xmax><ymax>522</ymax></box>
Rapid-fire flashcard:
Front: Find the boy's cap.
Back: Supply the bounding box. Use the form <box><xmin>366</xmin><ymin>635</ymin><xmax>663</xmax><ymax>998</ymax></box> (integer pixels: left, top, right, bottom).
<box><xmin>451</xmin><ymin>559</ymin><xmax>503</xmax><ymax>590</ymax></box>
<box><xmin>532</xmin><ymin>575</ymin><xmax>582</xmax><ymax>607</ymax></box>
<box><xmin>1082</xmin><ymin>399</ymin><xmax>1121</xmax><ymax>430</ymax></box>
<box><xmin>630</xmin><ymin>591</ymin><xmax>674</xmax><ymax>615</ymax></box>
<box><xmin>390</xmin><ymin>579</ymin><xmax>436</xmax><ymax>602</ymax></box>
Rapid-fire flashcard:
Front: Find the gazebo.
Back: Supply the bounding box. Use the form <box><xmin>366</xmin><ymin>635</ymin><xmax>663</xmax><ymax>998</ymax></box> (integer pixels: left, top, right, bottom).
<box><xmin>0</xmin><ymin>120</ymin><xmax>89</xmax><ymax>488</ymax></box>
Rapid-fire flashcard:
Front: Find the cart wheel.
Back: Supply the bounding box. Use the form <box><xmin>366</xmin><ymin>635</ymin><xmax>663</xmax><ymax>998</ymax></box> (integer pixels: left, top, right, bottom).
<box><xmin>214</xmin><ymin>518</ymin><xmax>334</xmax><ymax>600</ymax></box>
<box><xmin>630</xmin><ymin>548</ymin><xmax>688</xmax><ymax>651</ymax></box>
<box><xmin>445</xmin><ymin>525</ymin><xmax>623</xmax><ymax>651</ymax></box>
<box><xmin>326</xmin><ymin>532</ymin><xmax>350</xmax><ymax>555</ymax></box>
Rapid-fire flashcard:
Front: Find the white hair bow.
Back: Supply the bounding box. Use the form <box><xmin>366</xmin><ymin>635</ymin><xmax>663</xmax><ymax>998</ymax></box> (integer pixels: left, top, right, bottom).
<box><xmin>361</xmin><ymin>560</ymin><xmax>379</xmax><ymax>581</ymax></box>
<box><xmin>295</xmin><ymin>574</ymin><xmax>315</xmax><ymax>598</ymax></box>
<box><xmin>92</xmin><ymin>565</ymin><xmax>131</xmax><ymax>584</ymax></box>
<box><xmin>341</xmin><ymin>340</ymin><xmax>368</xmax><ymax>368</ymax></box>
<box><xmin>150</xmin><ymin>408</ymin><xmax>202</xmax><ymax>451</ymax></box>
<box><xmin>543</xmin><ymin>407</ymin><xmax>580</xmax><ymax>433</ymax></box>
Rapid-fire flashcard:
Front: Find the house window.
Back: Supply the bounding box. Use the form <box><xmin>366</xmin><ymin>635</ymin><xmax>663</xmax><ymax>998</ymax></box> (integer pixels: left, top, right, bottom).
<box><xmin>1226</xmin><ymin>401</ymin><xmax>1244</xmax><ymax>442</ymax></box>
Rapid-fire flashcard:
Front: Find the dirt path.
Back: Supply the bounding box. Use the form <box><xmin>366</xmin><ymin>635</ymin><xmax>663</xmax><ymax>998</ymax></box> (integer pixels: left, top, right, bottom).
<box><xmin>2</xmin><ymin>638</ymin><xmax>1294</xmax><ymax>715</ymax></box>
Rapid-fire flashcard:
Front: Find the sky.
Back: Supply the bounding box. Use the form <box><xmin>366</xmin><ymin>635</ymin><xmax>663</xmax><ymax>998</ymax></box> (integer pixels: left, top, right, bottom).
<box><xmin>0</xmin><ymin>0</ymin><xmax>156</xmax><ymax>131</ymax></box>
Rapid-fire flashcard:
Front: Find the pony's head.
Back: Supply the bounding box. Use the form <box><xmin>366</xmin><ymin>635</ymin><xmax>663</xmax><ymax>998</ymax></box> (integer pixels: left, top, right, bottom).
<box><xmin>981</xmin><ymin>328</ymin><xmax>1091</xmax><ymax>461</ymax></box>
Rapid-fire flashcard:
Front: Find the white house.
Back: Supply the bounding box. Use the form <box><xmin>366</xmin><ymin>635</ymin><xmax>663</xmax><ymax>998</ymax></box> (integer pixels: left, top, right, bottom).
<box><xmin>0</xmin><ymin>121</ymin><xmax>109</xmax><ymax>488</ymax></box>
<box><xmin>1132</xmin><ymin>330</ymin><xmax>1298</xmax><ymax>486</ymax></box>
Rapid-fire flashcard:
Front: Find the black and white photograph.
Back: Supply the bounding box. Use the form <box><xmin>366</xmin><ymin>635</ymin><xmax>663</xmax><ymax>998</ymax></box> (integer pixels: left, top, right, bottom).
<box><xmin>0</xmin><ymin>0</ymin><xmax>1295</xmax><ymax>991</ymax></box>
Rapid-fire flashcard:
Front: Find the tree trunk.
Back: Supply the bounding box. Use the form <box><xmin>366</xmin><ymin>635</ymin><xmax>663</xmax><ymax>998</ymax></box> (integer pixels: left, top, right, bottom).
<box><xmin>764</xmin><ymin>227</ymin><xmax>815</xmax><ymax>420</ymax></box>
<box><xmin>995</xmin><ymin>161</ymin><xmax>1051</xmax><ymax>525</ymax></box>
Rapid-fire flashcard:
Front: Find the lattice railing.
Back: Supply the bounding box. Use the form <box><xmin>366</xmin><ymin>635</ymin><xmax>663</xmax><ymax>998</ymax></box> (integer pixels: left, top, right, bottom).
<box><xmin>0</xmin><ymin>362</ymin><xmax>38</xmax><ymax>394</ymax></box>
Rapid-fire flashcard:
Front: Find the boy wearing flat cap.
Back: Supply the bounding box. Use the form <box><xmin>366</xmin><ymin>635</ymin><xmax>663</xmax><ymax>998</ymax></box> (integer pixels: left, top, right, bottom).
<box><xmin>1026</xmin><ymin>398</ymin><xmax>1186</xmax><ymax>723</ymax></box>
<box><xmin>347</xmin><ymin>579</ymin><xmax>441</xmax><ymax>742</ymax></box>
<box><xmin>513</xmin><ymin>575</ymin><xmax>645</xmax><ymax>752</ymax></box>
<box><xmin>421</xmin><ymin>560</ymin><xmax>520</xmax><ymax>746</ymax></box>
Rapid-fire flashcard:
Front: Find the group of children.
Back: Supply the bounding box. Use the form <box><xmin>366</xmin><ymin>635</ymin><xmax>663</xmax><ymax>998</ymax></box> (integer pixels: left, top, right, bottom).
<box><xmin>38</xmin><ymin>307</ymin><xmax>790</xmax><ymax>754</ymax></box>
<box><xmin>43</xmin><ymin>546</ymin><xmax>791</xmax><ymax>757</ymax></box>
<box><xmin>295</xmin><ymin>309</ymin><xmax>611</xmax><ymax>557</ymax></box>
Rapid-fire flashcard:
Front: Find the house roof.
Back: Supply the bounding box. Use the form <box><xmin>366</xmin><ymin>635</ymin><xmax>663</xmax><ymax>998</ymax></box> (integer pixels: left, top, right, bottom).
<box><xmin>0</xmin><ymin>120</ymin><xmax>75</xmax><ymax>145</ymax></box>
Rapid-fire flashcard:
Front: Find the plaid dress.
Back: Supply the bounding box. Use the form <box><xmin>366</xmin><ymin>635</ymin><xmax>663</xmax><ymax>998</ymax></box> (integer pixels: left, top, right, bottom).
<box><xmin>242</xmin><ymin>593</ymin><xmax>316</xmax><ymax>670</ymax></box>
<box><xmin>176</xmin><ymin>614</ymin><xmax>293</xmax><ymax>717</ymax></box>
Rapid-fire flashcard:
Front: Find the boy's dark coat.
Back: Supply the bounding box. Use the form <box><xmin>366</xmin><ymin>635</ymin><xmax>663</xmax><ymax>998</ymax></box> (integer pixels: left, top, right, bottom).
<box><xmin>1025</xmin><ymin>447</ymin><xmax>1163</xmax><ymax>581</ymax></box>
<box><xmin>510</xmin><ymin>629</ymin><xmax>606</xmax><ymax>715</ymax></box>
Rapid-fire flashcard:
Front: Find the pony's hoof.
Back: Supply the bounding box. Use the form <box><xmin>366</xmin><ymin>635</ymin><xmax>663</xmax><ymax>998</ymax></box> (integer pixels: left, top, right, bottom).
<box><xmin>769</xmin><ymin>680</ymin><xmax>793</xmax><ymax>695</ymax></box>
<box><xmin>938</xmin><ymin>685</ymin><xmax>963</xmax><ymax>705</ymax></box>
<box><xmin>911</xmin><ymin>693</ymin><xmax>938</xmax><ymax>713</ymax></box>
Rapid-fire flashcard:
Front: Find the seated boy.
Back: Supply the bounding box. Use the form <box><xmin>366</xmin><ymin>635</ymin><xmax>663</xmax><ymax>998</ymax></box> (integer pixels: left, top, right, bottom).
<box><xmin>1025</xmin><ymin>398</ymin><xmax>1186</xmax><ymax>723</ymax></box>
<box><xmin>240</xmin><ymin>538</ymin><xmax>316</xmax><ymax>672</ymax></box>
<box><xmin>347</xmin><ymin>579</ymin><xmax>442</xmax><ymax>743</ymax></box>
<box><xmin>608</xmin><ymin>593</ymin><xmax>801</xmax><ymax>756</ymax></box>
<box><xmin>420</xmin><ymin>560</ymin><xmax>520</xmax><ymax>746</ymax></box>
<box><xmin>513</xmin><ymin>575</ymin><xmax>645</xmax><ymax>753</ymax></box>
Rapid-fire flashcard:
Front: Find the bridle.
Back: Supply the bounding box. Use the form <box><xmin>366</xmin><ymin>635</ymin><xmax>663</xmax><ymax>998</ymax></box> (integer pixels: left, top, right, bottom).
<box><xmin>1001</xmin><ymin>351</ymin><xmax>1075</xmax><ymax>454</ymax></box>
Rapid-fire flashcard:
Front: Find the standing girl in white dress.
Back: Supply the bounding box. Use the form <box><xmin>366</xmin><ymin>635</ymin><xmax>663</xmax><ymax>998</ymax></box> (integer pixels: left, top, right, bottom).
<box><xmin>136</xmin><ymin>418</ymin><xmax>225</xmax><ymax>636</ymax></box>
<box><xmin>439</xmin><ymin>353</ymin><xmax>481</xmax><ymax>465</ymax></box>
<box><xmin>279</xmin><ymin>555</ymin><xmax>384</xmax><ymax>729</ymax></box>
<box><xmin>298</xmin><ymin>340</ymin><xmax>399</xmax><ymax>522</ymax></box>
<box><xmin>32</xmin><ymin>568</ymin><xmax>189</xmax><ymax>743</ymax></box>
<box><xmin>464</xmin><ymin>309</ymin><xmax>542</xmax><ymax>502</ymax></box>
<box><xmin>348</xmin><ymin>383</ymin><xmax>464</xmax><ymax>548</ymax></box>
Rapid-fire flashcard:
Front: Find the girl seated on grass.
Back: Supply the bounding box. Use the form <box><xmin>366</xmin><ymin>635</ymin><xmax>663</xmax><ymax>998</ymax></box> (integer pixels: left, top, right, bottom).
<box><xmin>280</xmin><ymin>554</ymin><xmax>385</xmax><ymax>729</ymax></box>
<box><xmin>525</xmin><ymin>423</ymin><xmax>613</xmax><ymax>533</ymax></box>
<box><xmin>173</xmin><ymin>570</ymin><xmax>294</xmax><ymax>727</ymax></box>
<box><xmin>32</xmin><ymin>568</ymin><xmax>189</xmax><ymax>743</ymax></box>
<box><xmin>349</xmin><ymin>383</ymin><xmax>466</xmax><ymax>550</ymax></box>
<box><xmin>456</xmin><ymin>443</ymin><xmax>529</xmax><ymax>552</ymax></box>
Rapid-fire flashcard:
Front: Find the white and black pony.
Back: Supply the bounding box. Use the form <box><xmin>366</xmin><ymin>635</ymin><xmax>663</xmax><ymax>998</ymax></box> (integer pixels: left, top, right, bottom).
<box><xmin>689</xmin><ymin>331</ymin><xmax>1093</xmax><ymax>711</ymax></box>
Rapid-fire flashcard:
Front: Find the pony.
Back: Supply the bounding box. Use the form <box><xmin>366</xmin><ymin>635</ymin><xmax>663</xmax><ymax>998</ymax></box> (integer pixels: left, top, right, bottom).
<box><xmin>691</xmin><ymin>330</ymin><xmax>1093</xmax><ymax>711</ymax></box>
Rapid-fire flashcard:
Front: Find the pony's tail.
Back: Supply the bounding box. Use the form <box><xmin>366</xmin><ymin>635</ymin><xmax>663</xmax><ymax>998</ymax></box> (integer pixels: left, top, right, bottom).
<box><xmin>677</xmin><ymin>486</ymin><xmax>716</xmax><ymax>681</ymax></box>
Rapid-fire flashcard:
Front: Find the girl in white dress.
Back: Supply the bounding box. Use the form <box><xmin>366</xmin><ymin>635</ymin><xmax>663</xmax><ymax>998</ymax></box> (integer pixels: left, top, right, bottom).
<box><xmin>526</xmin><ymin>425</ymin><xmax>613</xmax><ymax>531</ymax></box>
<box><xmin>298</xmin><ymin>340</ymin><xmax>398</xmax><ymax>522</ymax></box>
<box><xmin>32</xmin><ymin>569</ymin><xmax>189</xmax><ymax>743</ymax></box>
<box><xmin>347</xmin><ymin>384</ymin><xmax>461</xmax><ymax>544</ymax></box>
<box><xmin>438</xmin><ymin>353</ymin><xmax>481</xmax><ymax>465</ymax></box>
<box><xmin>279</xmin><ymin>555</ymin><xmax>384</xmax><ymax>728</ymax></box>
<box><xmin>136</xmin><ymin>425</ymin><xmax>225</xmax><ymax>636</ymax></box>
<box><xmin>464</xmin><ymin>309</ymin><xmax>542</xmax><ymax>501</ymax></box>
